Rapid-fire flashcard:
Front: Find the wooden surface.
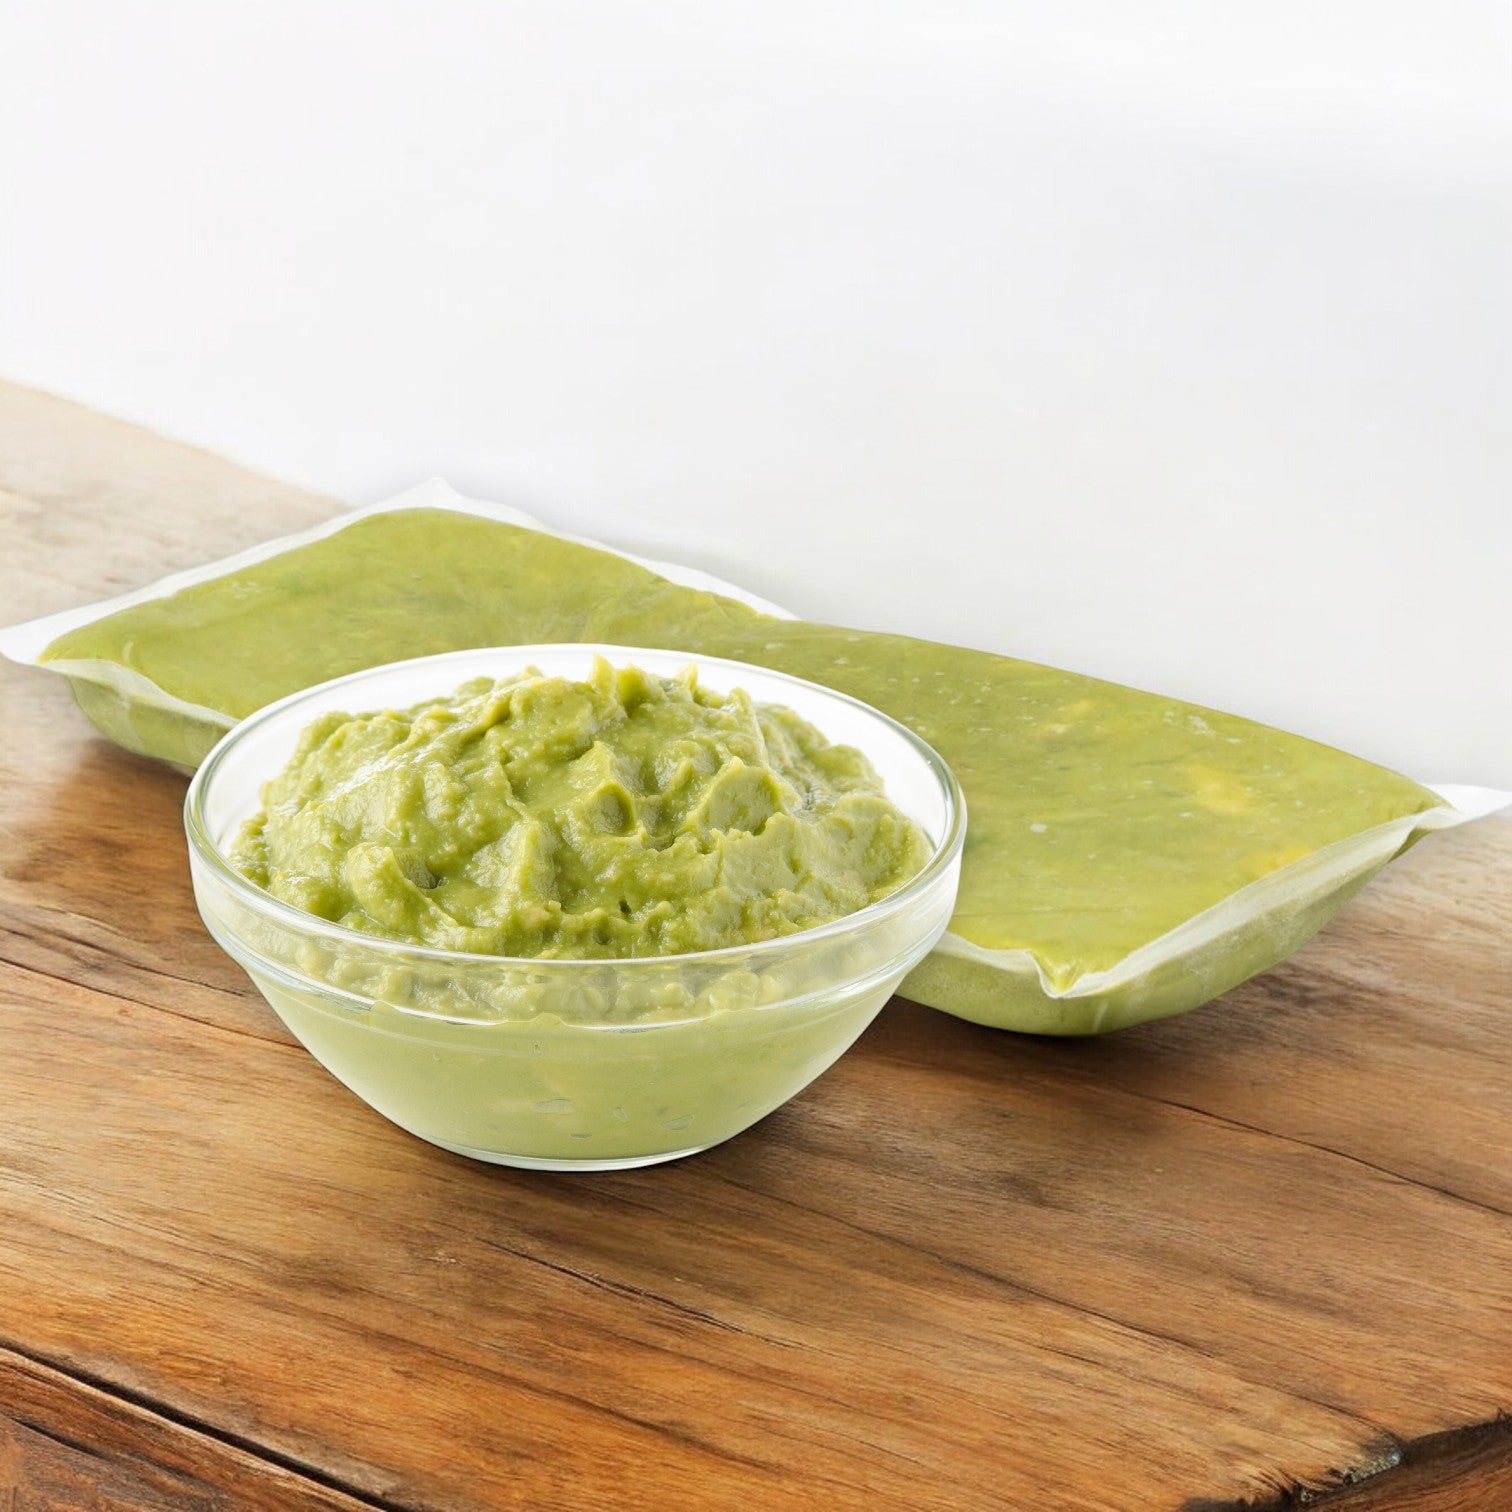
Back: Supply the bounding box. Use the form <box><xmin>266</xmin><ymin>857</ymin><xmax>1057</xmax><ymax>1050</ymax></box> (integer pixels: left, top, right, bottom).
<box><xmin>1</xmin><ymin>381</ymin><xmax>1510</xmax><ymax>1512</ymax></box>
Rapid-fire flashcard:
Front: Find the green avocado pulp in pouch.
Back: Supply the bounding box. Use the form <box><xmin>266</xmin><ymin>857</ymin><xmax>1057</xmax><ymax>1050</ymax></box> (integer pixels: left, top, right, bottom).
<box><xmin>39</xmin><ymin>508</ymin><xmax>1444</xmax><ymax>1033</ymax></box>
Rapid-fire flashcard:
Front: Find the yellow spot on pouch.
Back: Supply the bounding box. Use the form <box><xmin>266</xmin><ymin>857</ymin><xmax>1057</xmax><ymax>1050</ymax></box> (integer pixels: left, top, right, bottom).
<box><xmin>1186</xmin><ymin>763</ymin><xmax>1256</xmax><ymax>816</ymax></box>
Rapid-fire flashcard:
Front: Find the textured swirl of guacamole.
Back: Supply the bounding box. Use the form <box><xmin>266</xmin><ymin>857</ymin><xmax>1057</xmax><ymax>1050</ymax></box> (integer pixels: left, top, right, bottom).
<box><xmin>230</xmin><ymin>658</ymin><xmax>929</xmax><ymax>958</ymax></box>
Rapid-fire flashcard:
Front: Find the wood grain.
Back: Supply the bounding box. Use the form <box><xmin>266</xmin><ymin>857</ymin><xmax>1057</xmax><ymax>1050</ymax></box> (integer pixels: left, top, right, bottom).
<box><xmin>1</xmin><ymin>380</ymin><xmax>1509</xmax><ymax>1511</ymax></box>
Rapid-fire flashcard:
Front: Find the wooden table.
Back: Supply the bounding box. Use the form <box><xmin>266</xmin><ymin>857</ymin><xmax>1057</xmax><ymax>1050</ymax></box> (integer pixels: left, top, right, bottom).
<box><xmin>2</xmin><ymin>381</ymin><xmax>1509</xmax><ymax>1512</ymax></box>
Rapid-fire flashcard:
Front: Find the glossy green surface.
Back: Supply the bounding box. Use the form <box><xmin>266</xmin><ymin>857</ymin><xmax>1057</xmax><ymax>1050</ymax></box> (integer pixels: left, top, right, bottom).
<box><xmin>229</xmin><ymin>659</ymin><xmax>928</xmax><ymax>960</ymax></box>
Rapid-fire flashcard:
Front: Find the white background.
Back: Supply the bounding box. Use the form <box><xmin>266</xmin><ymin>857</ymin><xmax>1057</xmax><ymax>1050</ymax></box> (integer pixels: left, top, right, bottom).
<box><xmin>2</xmin><ymin>2</ymin><xmax>1508</xmax><ymax>785</ymax></box>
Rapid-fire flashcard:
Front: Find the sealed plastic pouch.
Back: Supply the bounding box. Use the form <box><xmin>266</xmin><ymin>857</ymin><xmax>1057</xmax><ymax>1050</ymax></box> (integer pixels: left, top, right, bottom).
<box><xmin>3</xmin><ymin>481</ymin><xmax>1502</xmax><ymax>1034</ymax></box>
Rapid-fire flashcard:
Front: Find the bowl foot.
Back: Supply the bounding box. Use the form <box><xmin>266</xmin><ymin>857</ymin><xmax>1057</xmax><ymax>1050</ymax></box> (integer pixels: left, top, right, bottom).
<box><xmin>425</xmin><ymin>1135</ymin><xmax>714</xmax><ymax>1171</ymax></box>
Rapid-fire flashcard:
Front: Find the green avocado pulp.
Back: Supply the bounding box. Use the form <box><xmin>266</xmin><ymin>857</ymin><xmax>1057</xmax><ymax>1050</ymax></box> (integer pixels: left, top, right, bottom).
<box><xmin>229</xmin><ymin>659</ymin><xmax>930</xmax><ymax>959</ymax></box>
<box><xmin>46</xmin><ymin>507</ymin><xmax>1442</xmax><ymax>1007</ymax></box>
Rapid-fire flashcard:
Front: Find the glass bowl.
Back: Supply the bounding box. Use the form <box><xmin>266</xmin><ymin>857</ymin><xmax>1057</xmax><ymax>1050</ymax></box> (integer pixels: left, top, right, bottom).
<box><xmin>184</xmin><ymin>645</ymin><xmax>965</xmax><ymax>1170</ymax></box>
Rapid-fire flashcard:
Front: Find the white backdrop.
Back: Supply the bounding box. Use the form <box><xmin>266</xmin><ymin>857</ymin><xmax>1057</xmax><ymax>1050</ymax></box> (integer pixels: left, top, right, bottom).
<box><xmin>2</xmin><ymin>2</ymin><xmax>1508</xmax><ymax>784</ymax></box>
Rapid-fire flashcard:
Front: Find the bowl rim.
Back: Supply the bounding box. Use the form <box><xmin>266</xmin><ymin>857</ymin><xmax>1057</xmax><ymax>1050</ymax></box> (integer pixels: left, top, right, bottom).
<box><xmin>183</xmin><ymin>643</ymin><xmax>967</xmax><ymax>973</ymax></box>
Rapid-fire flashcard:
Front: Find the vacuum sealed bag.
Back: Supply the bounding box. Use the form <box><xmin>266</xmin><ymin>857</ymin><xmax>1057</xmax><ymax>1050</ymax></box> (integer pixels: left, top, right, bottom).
<box><xmin>4</xmin><ymin>481</ymin><xmax>1503</xmax><ymax>1033</ymax></box>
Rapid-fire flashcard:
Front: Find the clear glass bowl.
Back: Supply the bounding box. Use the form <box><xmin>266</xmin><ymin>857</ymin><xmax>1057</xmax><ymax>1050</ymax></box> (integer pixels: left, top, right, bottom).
<box><xmin>185</xmin><ymin>645</ymin><xmax>966</xmax><ymax>1170</ymax></box>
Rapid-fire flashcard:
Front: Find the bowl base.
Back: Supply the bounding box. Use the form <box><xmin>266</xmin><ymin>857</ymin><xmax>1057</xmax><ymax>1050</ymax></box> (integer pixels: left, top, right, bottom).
<box><xmin>426</xmin><ymin>1135</ymin><xmax>713</xmax><ymax>1172</ymax></box>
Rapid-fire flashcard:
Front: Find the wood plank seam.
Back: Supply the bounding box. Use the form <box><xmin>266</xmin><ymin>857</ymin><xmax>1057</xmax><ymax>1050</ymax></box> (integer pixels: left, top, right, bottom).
<box><xmin>0</xmin><ymin>948</ymin><xmax>301</xmax><ymax>1053</ymax></box>
<box><xmin>0</xmin><ymin>1341</ymin><xmax>406</xmax><ymax>1511</ymax></box>
<box><xmin>1183</xmin><ymin>1413</ymin><xmax>1512</xmax><ymax>1511</ymax></box>
<box><xmin>1090</xmin><ymin>1093</ymin><xmax>1512</xmax><ymax>1225</ymax></box>
<box><xmin>5</xmin><ymin>906</ymin><xmax>261</xmax><ymax>1002</ymax></box>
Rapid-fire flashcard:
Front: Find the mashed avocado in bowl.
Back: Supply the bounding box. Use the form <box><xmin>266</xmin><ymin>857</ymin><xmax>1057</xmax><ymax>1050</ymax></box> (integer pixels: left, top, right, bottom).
<box><xmin>186</xmin><ymin>647</ymin><xmax>964</xmax><ymax>1169</ymax></box>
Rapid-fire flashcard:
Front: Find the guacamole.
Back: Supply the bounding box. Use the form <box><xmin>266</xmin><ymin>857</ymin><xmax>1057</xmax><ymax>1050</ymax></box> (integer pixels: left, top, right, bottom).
<box><xmin>229</xmin><ymin>658</ymin><xmax>930</xmax><ymax>959</ymax></box>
